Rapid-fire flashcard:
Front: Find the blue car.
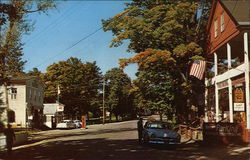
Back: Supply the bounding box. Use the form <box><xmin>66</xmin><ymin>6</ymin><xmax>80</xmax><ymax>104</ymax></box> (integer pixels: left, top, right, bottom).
<box><xmin>142</xmin><ymin>121</ymin><xmax>181</xmax><ymax>145</ymax></box>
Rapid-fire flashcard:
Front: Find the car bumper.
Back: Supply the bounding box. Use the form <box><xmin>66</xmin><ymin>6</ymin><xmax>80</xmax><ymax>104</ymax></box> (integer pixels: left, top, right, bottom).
<box><xmin>148</xmin><ymin>138</ymin><xmax>180</xmax><ymax>144</ymax></box>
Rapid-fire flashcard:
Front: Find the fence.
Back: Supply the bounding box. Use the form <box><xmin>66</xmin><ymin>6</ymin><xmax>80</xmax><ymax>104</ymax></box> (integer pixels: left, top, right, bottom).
<box><xmin>179</xmin><ymin>124</ymin><xmax>203</xmax><ymax>140</ymax></box>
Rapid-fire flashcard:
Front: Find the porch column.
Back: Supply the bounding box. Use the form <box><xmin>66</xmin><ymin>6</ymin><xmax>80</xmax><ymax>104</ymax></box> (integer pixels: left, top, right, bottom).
<box><xmin>227</xmin><ymin>43</ymin><xmax>233</xmax><ymax>123</ymax></box>
<box><xmin>204</xmin><ymin>78</ymin><xmax>208</xmax><ymax>122</ymax></box>
<box><xmin>244</xmin><ymin>32</ymin><xmax>250</xmax><ymax>129</ymax></box>
<box><xmin>214</xmin><ymin>52</ymin><xmax>219</xmax><ymax>122</ymax></box>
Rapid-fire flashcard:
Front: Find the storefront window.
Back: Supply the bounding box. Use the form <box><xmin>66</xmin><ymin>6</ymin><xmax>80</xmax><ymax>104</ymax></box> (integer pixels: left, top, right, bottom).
<box><xmin>233</xmin><ymin>84</ymin><xmax>246</xmax><ymax>123</ymax></box>
<box><xmin>207</xmin><ymin>86</ymin><xmax>215</xmax><ymax>122</ymax></box>
<box><xmin>219</xmin><ymin>87</ymin><xmax>229</xmax><ymax>122</ymax></box>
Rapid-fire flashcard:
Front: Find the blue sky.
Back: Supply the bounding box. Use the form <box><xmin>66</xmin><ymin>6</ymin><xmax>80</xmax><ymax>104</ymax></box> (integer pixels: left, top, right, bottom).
<box><xmin>22</xmin><ymin>1</ymin><xmax>137</xmax><ymax>79</ymax></box>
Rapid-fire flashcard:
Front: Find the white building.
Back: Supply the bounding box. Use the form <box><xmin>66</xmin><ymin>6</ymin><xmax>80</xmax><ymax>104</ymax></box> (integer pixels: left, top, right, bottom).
<box><xmin>0</xmin><ymin>76</ymin><xmax>44</xmax><ymax>128</ymax></box>
<box><xmin>43</xmin><ymin>103</ymin><xmax>64</xmax><ymax>128</ymax></box>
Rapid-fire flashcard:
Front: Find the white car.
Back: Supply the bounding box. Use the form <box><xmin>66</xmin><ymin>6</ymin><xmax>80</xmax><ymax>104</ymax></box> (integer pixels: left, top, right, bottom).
<box><xmin>56</xmin><ymin>120</ymin><xmax>77</xmax><ymax>129</ymax></box>
<box><xmin>73</xmin><ymin>120</ymin><xmax>82</xmax><ymax>128</ymax></box>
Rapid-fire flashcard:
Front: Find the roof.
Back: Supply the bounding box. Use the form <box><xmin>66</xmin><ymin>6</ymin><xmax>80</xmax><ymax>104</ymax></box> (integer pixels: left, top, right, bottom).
<box><xmin>9</xmin><ymin>76</ymin><xmax>39</xmax><ymax>84</ymax></box>
<box><xmin>43</xmin><ymin>103</ymin><xmax>64</xmax><ymax>115</ymax></box>
<box><xmin>221</xmin><ymin>0</ymin><xmax>250</xmax><ymax>25</ymax></box>
<box><xmin>207</xmin><ymin>0</ymin><xmax>250</xmax><ymax>32</ymax></box>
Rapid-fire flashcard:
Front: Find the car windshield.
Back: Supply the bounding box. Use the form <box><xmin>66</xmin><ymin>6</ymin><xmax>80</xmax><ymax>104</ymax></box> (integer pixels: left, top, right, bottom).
<box><xmin>146</xmin><ymin>122</ymin><xmax>167</xmax><ymax>129</ymax></box>
<box><xmin>62</xmin><ymin>120</ymin><xmax>73</xmax><ymax>123</ymax></box>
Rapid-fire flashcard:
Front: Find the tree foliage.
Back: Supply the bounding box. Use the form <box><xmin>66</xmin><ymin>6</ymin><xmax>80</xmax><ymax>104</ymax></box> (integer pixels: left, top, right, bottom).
<box><xmin>104</xmin><ymin>68</ymin><xmax>134</xmax><ymax>120</ymax></box>
<box><xmin>103</xmin><ymin>0</ymin><xmax>210</xmax><ymax>122</ymax></box>
<box><xmin>43</xmin><ymin>57</ymin><xmax>102</xmax><ymax>118</ymax></box>
<box><xmin>0</xmin><ymin>0</ymin><xmax>56</xmax><ymax>83</ymax></box>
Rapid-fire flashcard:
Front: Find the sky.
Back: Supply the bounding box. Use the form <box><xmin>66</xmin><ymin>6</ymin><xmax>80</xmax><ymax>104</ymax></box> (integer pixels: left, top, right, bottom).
<box><xmin>22</xmin><ymin>1</ymin><xmax>137</xmax><ymax>79</ymax></box>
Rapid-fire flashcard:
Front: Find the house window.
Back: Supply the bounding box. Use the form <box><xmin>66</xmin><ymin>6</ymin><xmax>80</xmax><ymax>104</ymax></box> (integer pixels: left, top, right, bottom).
<box><xmin>221</xmin><ymin>13</ymin><xmax>225</xmax><ymax>32</ymax></box>
<box><xmin>214</xmin><ymin>19</ymin><xmax>218</xmax><ymax>37</ymax></box>
<box><xmin>10</xmin><ymin>88</ymin><xmax>17</xmax><ymax>100</ymax></box>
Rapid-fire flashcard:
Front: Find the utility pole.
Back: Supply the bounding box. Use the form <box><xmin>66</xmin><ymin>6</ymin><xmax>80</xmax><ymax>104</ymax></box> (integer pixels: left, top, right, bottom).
<box><xmin>4</xmin><ymin>81</ymin><xmax>9</xmax><ymax>124</ymax></box>
<box><xmin>102</xmin><ymin>79</ymin><xmax>105</xmax><ymax>124</ymax></box>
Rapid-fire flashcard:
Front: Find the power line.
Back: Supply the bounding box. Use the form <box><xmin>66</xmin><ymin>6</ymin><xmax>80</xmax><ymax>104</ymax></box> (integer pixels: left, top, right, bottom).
<box><xmin>29</xmin><ymin>7</ymin><xmax>132</xmax><ymax>70</ymax></box>
<box><xmin>24</xmin><ymin>2</ymin><xmax>83</xmax><ymax>46</ymax></box>
<box><xmin>34</xmin><ymin>26</ymin><xmax>103</xmax><ymax>68</ymax></box>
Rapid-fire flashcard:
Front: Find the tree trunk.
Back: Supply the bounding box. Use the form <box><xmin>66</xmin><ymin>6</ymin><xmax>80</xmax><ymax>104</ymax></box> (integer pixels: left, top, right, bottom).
<box><xmin>159</xmin><ymin>113</ymin><xmax>163</xmax><ymax>121</ymax></box>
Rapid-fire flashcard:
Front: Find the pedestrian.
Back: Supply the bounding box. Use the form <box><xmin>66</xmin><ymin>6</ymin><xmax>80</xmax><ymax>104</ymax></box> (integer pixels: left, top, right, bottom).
<box><xmin>137</xmin><ymin>117</ymin><xmax>143</xmax><ymax>144</ymax></box>
<box><xmin>4</xmin><ymin>124</ymin><xmax>15</xmax><ymax>154</ymax></box>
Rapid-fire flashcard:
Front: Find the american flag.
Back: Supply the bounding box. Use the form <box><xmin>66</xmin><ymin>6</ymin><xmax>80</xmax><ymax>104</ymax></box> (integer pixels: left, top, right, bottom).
<box><xmin>189</xmin><ymin>60</ymin><xmax>206</xmax><ymax>80</ymax></box>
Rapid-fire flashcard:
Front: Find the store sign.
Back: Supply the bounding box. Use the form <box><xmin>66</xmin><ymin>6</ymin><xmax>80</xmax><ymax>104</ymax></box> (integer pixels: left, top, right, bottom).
<box><xmin>234</xmin><ymin>103</ymin><xmax>245</xmax><ymax>111</ymax></box>
<box><xmin>217</xmin><ymin>80</ymin><xmax>228</xmax><ymax>89</ymax></box>
<box><xmin>234</xmin><ymin>88</ymin><xmax>244</xmax><ymax>103</ymax></box>
<box><xmin>57</xmin><ymin>106</ymin><xmax>64</xmax><ymax>112</ymax></box>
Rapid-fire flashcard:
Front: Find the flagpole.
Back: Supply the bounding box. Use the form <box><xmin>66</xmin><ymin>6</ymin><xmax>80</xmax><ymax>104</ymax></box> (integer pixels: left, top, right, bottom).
<box><xmin>57</xmin><ymin>85</ymin><xmax>60</xmax><ymax>104</ymax></box>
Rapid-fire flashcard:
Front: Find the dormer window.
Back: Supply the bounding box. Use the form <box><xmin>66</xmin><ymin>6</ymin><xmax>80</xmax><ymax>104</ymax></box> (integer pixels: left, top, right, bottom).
<box><xmin>214</xmin><ymin>19</ymin><xmax>218</xmax><ymax>38</ymax></box>
<box><xmin>221</xmin><ymin>13</ymin><xmax>225</xmax><ymax>32</ymax></box>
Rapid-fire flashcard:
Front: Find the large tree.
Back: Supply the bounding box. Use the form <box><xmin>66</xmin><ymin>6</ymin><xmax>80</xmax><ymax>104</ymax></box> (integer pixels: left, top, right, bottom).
<box><xmin>104</xmin><ymin>68</ymin><xmax>134</xmax><ymax>121</ymax></box>
<box><xmin>43</xmin><ymin>57</ymin><xmax>102</xmax><ymax>119</ymax></box>
<box><xmin>103</xmin><ymin>0</ymin><xmax>210</xmax><ymax>122</ymax></box>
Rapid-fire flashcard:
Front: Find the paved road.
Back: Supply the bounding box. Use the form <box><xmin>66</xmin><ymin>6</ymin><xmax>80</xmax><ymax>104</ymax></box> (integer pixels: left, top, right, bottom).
<box><xmin>1</xmin><ymin>120</ymin><xmax>249</xmax><ymax>160</ymax></box>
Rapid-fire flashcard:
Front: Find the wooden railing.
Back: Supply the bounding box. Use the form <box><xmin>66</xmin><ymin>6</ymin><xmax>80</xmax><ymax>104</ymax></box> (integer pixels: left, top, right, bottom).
<box><xmin>179</xmin><ymin>124</ymin><xmax>203</xmax><ymax>140</ymax></box>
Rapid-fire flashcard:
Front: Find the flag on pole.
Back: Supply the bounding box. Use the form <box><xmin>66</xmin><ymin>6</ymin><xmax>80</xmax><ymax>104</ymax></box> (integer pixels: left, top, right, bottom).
<box><xmin>57</xmin><ymin>85</ymin><xmax>61</xmax><ymax>95</ymax></box>
<box><xmin>189</xmin><ymin>60</ymin><xmax>206</xmax><ymax>80</ymax></box>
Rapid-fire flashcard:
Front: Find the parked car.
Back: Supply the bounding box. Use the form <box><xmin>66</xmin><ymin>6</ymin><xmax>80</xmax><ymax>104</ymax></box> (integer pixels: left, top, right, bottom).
<box><xmin>73</xmin><ymin>120</ymin><xmax>82</xmax><ymax>128</ymax></box>
<box><xmin>142</xmin><ymin>121</ymin><xmax>181</xmax><ymax>145</ymax></box>
<box><xmin>56</xmin><ymin>120</ymin><xmax>77</xmax><ymax>129</ymax></box>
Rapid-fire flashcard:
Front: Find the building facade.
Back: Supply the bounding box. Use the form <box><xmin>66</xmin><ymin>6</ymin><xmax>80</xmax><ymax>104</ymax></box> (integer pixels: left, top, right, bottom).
<box><xmin>43</xmin><ymin>103</ymin><xmax>64</xmax><ymax>128</ymax></box>
<box><xmin>204</xmin><ymin>0</ymin><xmax>250</xmax><ymax>142</ymax></box>
<box><xmin>0</xmin><ymin>76</ymin><xmax>44</xmax><ymax>128</ymax></box>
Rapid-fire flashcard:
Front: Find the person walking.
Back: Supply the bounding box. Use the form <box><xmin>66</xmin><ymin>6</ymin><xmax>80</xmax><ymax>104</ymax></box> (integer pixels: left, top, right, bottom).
<box><xmin>4</xmin><ymin>124</ymin><xmax>15</xmax><ymax>154</ymax></box>
<box><xmin>137</xmin><ymin>117</ymin><xmax>143</xmax><ymax>144</ymax></box>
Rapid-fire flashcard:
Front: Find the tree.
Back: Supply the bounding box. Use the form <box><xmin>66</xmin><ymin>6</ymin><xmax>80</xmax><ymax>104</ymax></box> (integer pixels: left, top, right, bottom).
<box><xmin>0</xmin><ymin>0</ymin><xmax>56</xmax><ymax>81</ymax></box>
<box><xmin>43</xmin><ymin>57</ymin><xmax>102</xmax><ymax>119</ymax></box>
<box><xmin>103</xmin><ymin>0</ymin><xmax>210</xmax><ymax>122</ymax></box>
<box><xmin>26</xmin><ymin>68</ymin><xmax>42</xmax><ymax>77</ymax></box>
<box><xmin>104</xmin><ymin>68</ymin><xmax>133</xmax><ymax>121</ymax></box>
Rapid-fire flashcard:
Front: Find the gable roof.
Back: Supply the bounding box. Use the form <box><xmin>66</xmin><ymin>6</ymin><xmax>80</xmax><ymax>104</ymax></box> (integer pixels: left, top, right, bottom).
<box><xmin>221</xmin><ymin>0</ymin><xmax>250</xmax><ymax>25</ymax></box>
<box><xmin>207</xmin><ymin>0</ymin><xmax>250</xmax><ymax>32</ymax></box>
<box><xmin>9</xmin><ymin>76</ymin><xmax>41</xmax><ymax>85</ymax></box>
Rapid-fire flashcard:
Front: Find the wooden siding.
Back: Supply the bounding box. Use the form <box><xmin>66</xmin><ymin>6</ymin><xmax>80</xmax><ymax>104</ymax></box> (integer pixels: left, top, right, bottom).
<box><xmin>207</xmin><ymin>1</ymin><xmax>240</xmax><ymax>55</ymax></box>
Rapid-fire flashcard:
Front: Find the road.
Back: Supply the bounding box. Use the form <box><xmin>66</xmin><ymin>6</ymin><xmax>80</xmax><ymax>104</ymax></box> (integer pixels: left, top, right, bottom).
<box><xmin>1</xmin><ymin>120</ymin><xmax>249</xmax><ymax>160</ymax></box>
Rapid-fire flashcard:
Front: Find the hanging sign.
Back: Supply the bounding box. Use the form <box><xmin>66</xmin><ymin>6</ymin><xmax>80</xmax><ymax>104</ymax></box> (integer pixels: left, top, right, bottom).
<box><xmin>234</xmin><ymin>88</ymin><xmax>244</xmax><ymax>103</ymax></box>
<box><xmin>57</xmin><ymin>105</ymin><xmax>64</xmax><ymax>112</ymax></box>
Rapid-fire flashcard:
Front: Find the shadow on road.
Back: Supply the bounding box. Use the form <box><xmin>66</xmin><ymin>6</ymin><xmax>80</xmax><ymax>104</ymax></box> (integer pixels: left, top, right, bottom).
<box><xmin>27</xmin><ymin>128</ymin><xmax>137</xmax><ymax>144</ymax></box>
<box><xmin>1</xmin><ymin>137</ymin><xmax>249</xmax><ymax>160</ymax></box>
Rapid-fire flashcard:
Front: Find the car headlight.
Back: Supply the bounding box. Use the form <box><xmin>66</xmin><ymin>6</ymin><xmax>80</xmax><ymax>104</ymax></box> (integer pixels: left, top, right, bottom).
<box><xmin>163</xmin><ymin>133</ymin><xmax>168</xmax><ymax>137</ymax></box>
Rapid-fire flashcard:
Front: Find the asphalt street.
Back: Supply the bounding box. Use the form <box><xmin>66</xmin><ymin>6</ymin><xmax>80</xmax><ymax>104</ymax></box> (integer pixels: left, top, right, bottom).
<box><xmin>0</xmin><ymin>120</ymin><xmax>249</xmax><ymax>160</ymax></box>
